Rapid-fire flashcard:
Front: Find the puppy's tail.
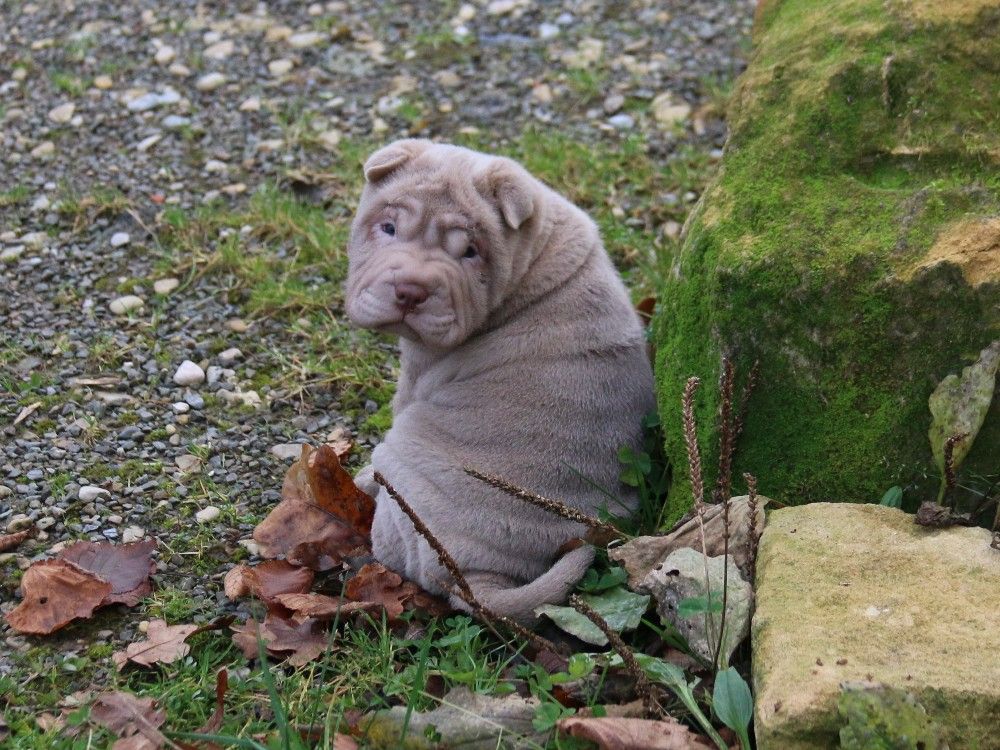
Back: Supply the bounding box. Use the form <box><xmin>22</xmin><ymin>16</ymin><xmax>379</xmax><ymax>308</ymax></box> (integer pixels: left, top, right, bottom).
<box><xmin>451</xmin><ymin>545</ymin><xmax>596</xmax><ymax>625</ymax></box>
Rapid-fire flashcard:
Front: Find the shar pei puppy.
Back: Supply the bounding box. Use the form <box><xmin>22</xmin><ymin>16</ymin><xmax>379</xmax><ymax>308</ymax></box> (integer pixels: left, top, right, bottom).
<box><xmin>345</xmin><ymin>139</ymin><xmax>655</xmax><ymax>623</ymax></box>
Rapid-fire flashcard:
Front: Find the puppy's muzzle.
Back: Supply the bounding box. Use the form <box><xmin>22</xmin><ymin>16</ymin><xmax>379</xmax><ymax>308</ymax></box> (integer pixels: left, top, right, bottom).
<box><xmin>394</xmin><ymin>281</ymin><xmax>430</xmax><ymax>312</ymax></box>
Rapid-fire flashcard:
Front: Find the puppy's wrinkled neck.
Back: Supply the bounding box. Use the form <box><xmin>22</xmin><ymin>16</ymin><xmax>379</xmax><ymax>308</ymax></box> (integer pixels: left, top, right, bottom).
<box><xmin>486</xmin><ymin>195</ymin><xmax>599</xmax><ymax>331</ymax></box>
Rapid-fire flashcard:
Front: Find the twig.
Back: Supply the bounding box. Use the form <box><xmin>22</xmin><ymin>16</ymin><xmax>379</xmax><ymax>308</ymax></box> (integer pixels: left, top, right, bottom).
<box><xmin>744</xmin><ymin>473</ymin><xmax>761</xmax><ymax>578</ymax></box>
<box><xmin>373</xmin><ymin>472</ymin><xmax>558</xmax><ymax>655</ymax></box>
<box><xmin>942</xmin><ymin>433</ymin><xmax>967</xmax><ymax>508</ymax></box>
<box><xmin>732</xmin><ymin>358</ymin><xmax>760</xmax><ymax>444</ymax></box>
<box><xmin>569</xmin><ymin>595</ymin><xmax>658</xmax><ymax>717</ymax></box>
<box><xmin>463</xmin><ymin>468</ymin><xmax>625</xmax><ymax>542</ymax></box>
<box><xmin>681</xmin><ymin>377</ymin><xmax>718</xmax><ymax>658</ymax></box>
<box><xmin>713</xmin><ymin>357</ymin><xmax>736</xmax><ymax>505</ymax></box>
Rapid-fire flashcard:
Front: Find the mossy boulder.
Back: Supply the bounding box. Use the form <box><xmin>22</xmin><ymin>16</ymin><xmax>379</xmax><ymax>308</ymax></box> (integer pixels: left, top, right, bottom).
<box><xmin>654</xmin><ymin>0</ymin><xmax>1000</xmax><ymax>520</ymax></box>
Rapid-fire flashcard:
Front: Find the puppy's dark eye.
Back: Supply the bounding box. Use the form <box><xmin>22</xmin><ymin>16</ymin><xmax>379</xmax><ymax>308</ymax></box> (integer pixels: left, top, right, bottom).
<box><xmin>380</xmin><ymin>222</ymin><xmax>396</xmax><ymax>236</ymax></box>
<box><xmin>463</xmin><ymin>245</ymin><xmax>478</xmax><ymax>259</ymax></box>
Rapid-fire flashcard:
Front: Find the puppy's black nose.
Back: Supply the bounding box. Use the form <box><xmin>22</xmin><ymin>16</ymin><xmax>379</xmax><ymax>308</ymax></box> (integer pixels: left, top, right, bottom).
<box><xmin>394</xmin><ymin>282</ymin><xmax>429</xmax><ymax>310</ymax></box>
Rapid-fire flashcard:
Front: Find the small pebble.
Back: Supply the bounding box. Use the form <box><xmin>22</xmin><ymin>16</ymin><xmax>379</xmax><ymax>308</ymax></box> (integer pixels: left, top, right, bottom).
<box><xmin>153</xmin><ymin>277</ymin><xmax>179</xmax><ymax>294</ymax></box>
<box><xmin>78</xmin><ymin>485</ymin><xmax>109</xmax><ymax>501</ymax></box>
<box><xmin>195</xmin><ymin>506</ymin><xmax>221</xmax><ymax>523</ymax></box>
<box><xmin>110</xmin><ymin>232</ymin><xmax>131</xmax><ymax>247</ymax></box>
<box><xmin>109</xmin><ymin>295</ymin><xmax>144</xmax><ymax>315</ymax></box>
<box><xmin>173</xmin><ymin>360</ymin><xmax>205</xmax><ymax>386</ymax></box>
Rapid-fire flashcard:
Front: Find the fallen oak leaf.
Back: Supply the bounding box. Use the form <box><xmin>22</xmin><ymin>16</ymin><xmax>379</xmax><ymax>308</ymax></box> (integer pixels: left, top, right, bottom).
<box><xmin>344</xmin><ymin>562</ymin><xmax>426</xmax><ymax>620</ymax></box>
<box><xmin>0</xmin><ymin>526</ymin><xmax>33</xmax><ymax>553</ymax></box>
<box><xmin>59</xmin><ymin>538</ymin><xmax>157</xmax><ymax>606</ymax></box>
<box><xmin>112</xmin><ymin>620</ymin><xmax>199</xmax><ymax>670</ymax></box>
<box><xmin>253</xmin><ymin>445</ymin><xmax>372</xmax><ymax>571</ymax></box>
<box><xmin>557</xmin><ymin>716</ymin><xmax>714</xmax><ymax>749</ymax></box>
<box><xmin>273</xmin><ymin>592</ymin><xmax>378</xmax><ymax>623</ymax></box>
<box><xmin>231</xmin><ymin>614</ymin><xmax>331</xmax><ymax>667</ymax></box>
<box><xmin>4</xmin><ymin>559</ymin><xmax>112</xmax><ymax>635</ymax></box>
<box><xmin>90</xmin><ymin>691</ymin><xmax>169</xmax><ymax>750</ymax></box>
<box><xmin>223</xmin><ymin>560</ymin><xmax>314</xmax><ymax>606</ymax></box>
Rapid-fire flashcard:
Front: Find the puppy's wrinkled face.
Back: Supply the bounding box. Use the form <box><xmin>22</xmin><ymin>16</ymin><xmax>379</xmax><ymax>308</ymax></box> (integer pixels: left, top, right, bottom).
<box><xmin>345</xmin><ymin>140</ymin><xmax>534</xmax><ymax>349</ymax></box>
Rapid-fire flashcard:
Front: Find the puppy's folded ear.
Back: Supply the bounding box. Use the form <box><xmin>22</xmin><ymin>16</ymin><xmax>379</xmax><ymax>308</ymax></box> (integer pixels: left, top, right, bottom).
<box><xmin>477</xmin><ymin>159</ymin><xmax>535</xmax><ymax>230</ymax></box>
<box><xmin>363</xmin><ymin>139</ymin><xmax>431</xmax><ymax>183</ymax></box>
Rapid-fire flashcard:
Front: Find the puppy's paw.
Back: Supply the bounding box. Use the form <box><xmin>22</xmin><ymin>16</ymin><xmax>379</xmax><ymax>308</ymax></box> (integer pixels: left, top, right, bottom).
<box><xmin>354</xmin><ymin>463</ymin><xmax>378</xmax><ymax>498</ymax></box>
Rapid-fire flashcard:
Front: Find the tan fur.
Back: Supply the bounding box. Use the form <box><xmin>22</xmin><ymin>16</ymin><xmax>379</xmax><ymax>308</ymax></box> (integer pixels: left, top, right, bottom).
<box><xmin>345</xmin><ymin>140</ymin><xmax>655</xmax><ymax>623</ymax></box>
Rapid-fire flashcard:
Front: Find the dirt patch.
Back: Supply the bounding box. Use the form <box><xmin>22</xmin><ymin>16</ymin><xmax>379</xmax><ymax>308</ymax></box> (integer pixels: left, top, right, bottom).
<box><xmin>912</xmin><ymin>217</ymin><xmax>1000</xmax><ymax>286</ymax></box>
<box><xmin>898</xmin><ymin>0</ymin><xmax>1000</xmax><ymax>23</ymax></box>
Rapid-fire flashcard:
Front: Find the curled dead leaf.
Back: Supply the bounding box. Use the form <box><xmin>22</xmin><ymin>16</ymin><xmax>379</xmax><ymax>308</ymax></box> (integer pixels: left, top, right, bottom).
<box><xmin>59</xmin><ymin>538</ymin><xmax>157</xmax><ymax>606</ymax></box>
<box><xmin>90</xmin><ymin>691</ymin><xmax>168</xmax><ymax>750</ymax></box>
<box><xmin>223</xmin><ymin>560</ymin><xmax>314</xmax><ymax>606</ymax></box>
<box><xmin>557</xmin><ymin>716</ymin><xmax>714</xmax><ymax>749</ymax></box>
<box><xmin>5</xmin><ymin>559</ymin><xmax>112</xmax><ymax>635</ymax></box>
<box><xmin>0</xmin><ymin>526</ymin><xmax>33</xmax><ymax>553</ymax></box>
<box><xmin>253</xmin><ymin>445</ymin><xmax>373</xmax><ymax>571</ymax></box>
<box><xmin>610</xmin><ymin>495</ymin><xmax>767</xmax><ymax>586</ymax></box>
<box><xmin>231</xmin><ymin>614</ymin><xmax>331</xmax><ymax>666</ymax></box>
<box><xmin>344</xmin><ymin>562</ymin><xmax>449</xmax><ymax>620</ymax></box>
<box><xmin>273</xmin><ymin>592</ymin><xmax>377</xmax><ymax>622</ymax></box>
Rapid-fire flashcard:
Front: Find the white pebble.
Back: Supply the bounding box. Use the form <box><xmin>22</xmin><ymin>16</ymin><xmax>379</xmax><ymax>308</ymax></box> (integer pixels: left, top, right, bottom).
<box><xmin>195</xmin><ymin>73</ymin><xmax>227</xmax><ymax>92</ymax></box>
<box><xmin>172</xmin><ymin>401</ymin><xmax>191</xmax><ymax>414</ymax></box>
<box><xmin>48</xmin><ymin>102</ymin><xmax>75</xmax><ymax>124</ymax></box>
<box><xmin>195</xmin><ymin>506</ymin><xmax>221</xmax><ymax>523</ymax></box>
<box><xmin>154</xmin><ymin>45</ymin><xmax>176</xmax><ymax>65</ymax></box>
<box><xmin>217</xmin><ymin>347</ymin><xmax>243</xmax><ymax>365</ymax></box>
<box><xmin>109</xmin><ymin>295</ymin><xmax>144</xmax><ymax>315</ymax></box>
<box><xmin>110</xmin><ymin>232</ymin><xmax>131</xmax><ymax>247</ymax></box>
<box><xmin>122</xmin><ymin>526</ymin><xmax>146</xmax><ymax>543</ymax></box>
<box><xmin>268</xmin><ymin>58</ymin><xmax>294</xmax><ymax>76</ymax></box>
<box><xmin>288</xmin><ymin>31</ymin><xmax>322</xmax><ymax>48</ymax></box>
<box><xmin>153</xmin><ymin>277</ymin><xmax>179</xmax><ymax>294</ymax></box>
<box><xmin>79</xmin><ymin>485</ymin><xmax>110</xmax><ymax>501</ymax></box>
<box><xmin>173</xmin><ymin>360</ymin><xmax>205</xmax><ymax>386</ymax></box>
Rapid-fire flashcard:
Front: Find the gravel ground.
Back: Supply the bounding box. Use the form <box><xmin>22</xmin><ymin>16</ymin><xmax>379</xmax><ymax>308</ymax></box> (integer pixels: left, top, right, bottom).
<box><xmin>0</xmin><ymin>0</ymin><xmax>754</xmax><ymax>689</ymax></box>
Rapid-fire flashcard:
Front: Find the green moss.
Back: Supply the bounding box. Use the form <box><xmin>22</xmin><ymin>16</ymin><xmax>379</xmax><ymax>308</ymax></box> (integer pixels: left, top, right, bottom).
<box><xmin>655</xmin><ymin>0</ymin><xmax>1000</xmax><ymax>522</ymax></box>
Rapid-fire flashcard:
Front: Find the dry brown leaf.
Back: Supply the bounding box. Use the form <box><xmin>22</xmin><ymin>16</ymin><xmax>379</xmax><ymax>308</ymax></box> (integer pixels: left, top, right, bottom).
<box><xmin>610</xmin><ymin>495</ymin><xmax>767</xmax><ymax>586</ymax></box>
<box><xmin>325</xmin><ymin>426</ymin><xmax>353</xmax><ymax>457</ymax></box>
<box><xmin>195</xmin><ymin>669</ymin><xmax>229</xmax><ymax>735</ymax></box>
<box><xmin>5</xmin><ymin>559</ymin><xmax>112</xmax><ymax>635</ymax></box>
<box><xmin>557</xmin><ymin>716</ymin><xmax>714</xmax><ymax>749</ymax></box>
<box><xmin>231</xmin><ymin>614</ymin><xmax>331</xmax><ymax>666</ymax></box>
<box><xmin>332</xmin><ymin>734</ymin><xmax>359</xmax><ymax>750</ymax></box>
<box><xmin>223</xmin><ymin>560</ymin><xmax>315</xmax><ymax>605</ymax></box>
<box><xmin>273</xmin><ymin>592</ymin><xmax>377</xmax><ymax>622</ymax></box>
<box><xmin>112</xmin><ymin>620</ymin><xmax>199</xmax><ymax>670</ymax></box>
<box><xmin>253</xmin><ymin>445</ymin><xmax>372</xmax><ymax>571</ymax></box>
<box><xmin>59</xmin><ymin>538</ymin><xmax>157</xmax><ymax>606</ymax></box>
<box><xmin>0</xmin><ymin>527</ymin><xmax>33</xmax><ymax>553</ymax></box>
<box><xmin>90</xmin><ymin>691</ymin><xmax>169</xmax><ymax>750</ymax></box>
<box><xmin>344</xmin><ymin>562</ymin><xmax>421</xmax><ymax>620</ymax></box>
<box><xmin>35</xmin><ymin>712</ymin><xmax>66</xmax><ymax>733</ymax></box>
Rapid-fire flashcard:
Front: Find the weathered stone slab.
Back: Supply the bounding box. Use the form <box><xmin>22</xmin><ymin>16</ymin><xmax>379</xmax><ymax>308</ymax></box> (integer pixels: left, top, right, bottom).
<box><xmin>752</xmin><ymin>503</ymin><xmax>1000</xmax><ymax>749</ymax></box>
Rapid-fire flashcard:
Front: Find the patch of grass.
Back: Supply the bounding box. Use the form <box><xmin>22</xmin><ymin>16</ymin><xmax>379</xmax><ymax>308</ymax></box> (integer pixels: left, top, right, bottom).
<box><xmin>48</xmin><ymin>69</ymin><xmax>87</xmax><ymax>96</ymax></box>
<box><xmin>56</xmin><ymin>185</ymin><xmax>130</xmax><ymax>232</ymax></box>
<box><xmin>0</xmin><ymin>184</ymin><xmax>31</xmax><ymax>207</ymax></box>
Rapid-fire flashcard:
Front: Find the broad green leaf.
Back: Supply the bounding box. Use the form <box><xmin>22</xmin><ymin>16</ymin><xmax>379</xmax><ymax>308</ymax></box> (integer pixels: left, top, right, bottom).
<box><xmin>878</xmin><ymin>486</ymin><xmax>903</xmax><ymax>508</ymax></box>
<box><xmin>928</xmin><ymin>341</ymin><xmax>1000</xmax><ymax>483</ymax></box>
<box><xmin>534</xmin><ymin>587</ymin><xmax>649</xmax><ymax>646</ymax></box>
<box><xmin>712</xmin><ymin>667</ymin><xmax>753</xmax><ymax>736</ymax></box>
<box><xmin>678</xmin><ymin>595</ymin><xmax>723</xmax><ymax>619</ymax></box>
<box><xmin>576</xmin><ymin>566</ymin><xmax>628</xmax><ymax>593</ymax></box>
